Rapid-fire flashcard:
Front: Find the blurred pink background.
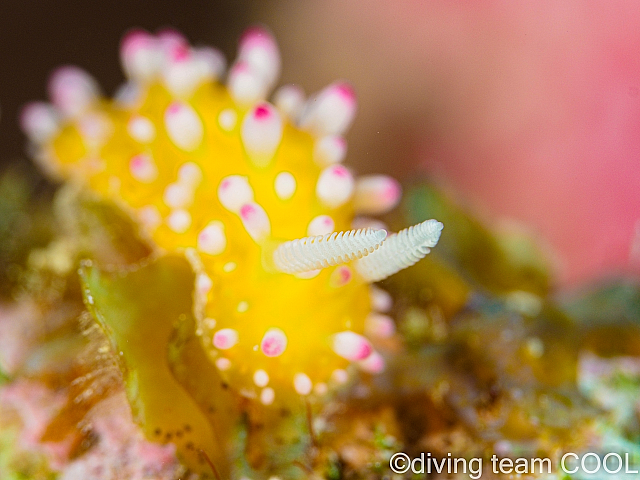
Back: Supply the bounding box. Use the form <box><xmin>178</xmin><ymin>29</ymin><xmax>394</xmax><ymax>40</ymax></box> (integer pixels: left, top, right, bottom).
<box><xmin>260</xmin><ymin>0</ymin><xmax>640</xmax><ymax>288</ymax></box>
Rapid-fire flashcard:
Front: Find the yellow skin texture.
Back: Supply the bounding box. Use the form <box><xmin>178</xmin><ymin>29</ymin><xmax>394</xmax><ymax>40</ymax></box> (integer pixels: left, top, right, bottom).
<box><xmin>50</xmin><ymin>80</ymin><xmax>372</xmax><ymax>399</ymax></box>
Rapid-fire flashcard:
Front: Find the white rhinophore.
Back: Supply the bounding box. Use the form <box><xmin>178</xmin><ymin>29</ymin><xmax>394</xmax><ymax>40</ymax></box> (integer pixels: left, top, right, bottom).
<box><xmin>273</xmin><ymin>228</ymin><xmax>387</xmax><ymax>274</ymax></box>
<box><xmin>356</xmin><ymin>219</ymin><xmax>443</xmax><ymax>282</ymax></box>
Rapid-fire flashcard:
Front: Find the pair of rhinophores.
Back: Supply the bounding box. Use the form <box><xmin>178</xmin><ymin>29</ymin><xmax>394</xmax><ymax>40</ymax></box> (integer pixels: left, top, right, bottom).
<box><xmin>21</xmin><ymin>26</ymin><xmax>443</xmax><ymax>405</ymax></box>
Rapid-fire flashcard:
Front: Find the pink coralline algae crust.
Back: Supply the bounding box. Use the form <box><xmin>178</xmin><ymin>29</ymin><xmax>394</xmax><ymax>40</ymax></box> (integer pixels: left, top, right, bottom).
<box><xmin>0</xmin><ymin>380</ymin><xmax>184</xmax><ymax>478</ymax></box>
<box><xmin>0</xmin><ymin>302</ymin><xmax>42</xmax><ymax>375</ymax></box>
<box><xmin>0</xmin><ymin>379</ymin><xmax>75</xmax><ymax>470</ymax></box>
<box><xmin>60</xmin><ymin>394</ymin><xmax>184</xmax><ymax>480</ymax></box>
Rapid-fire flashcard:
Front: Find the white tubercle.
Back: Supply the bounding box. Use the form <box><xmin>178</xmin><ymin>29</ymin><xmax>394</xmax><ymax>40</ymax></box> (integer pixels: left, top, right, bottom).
<box><xmin>177</xmin><ymin>162</ymin><xmax>202</xmax><ymax>186</ymax></box>
<box><xmin>162</xmin><ymin>55</ymin><xmax>203</xmax><ymax>98</ymax></box>
<box><xmin>331</xmin><ymin>369</ymin><xmax>349</xmax><ymax>385</ymax></box>
<box><xmin>213</xmin><ymin>328</ymin><xmax>239</xmax><ymax>350</ymax></box>
<box><xmin>138</xmin><ymin>206</ymin><xmax>162</xmax><ymax>230</ymax></box>
<box><xmin>330</xmin><ymin>266</ymin><xmax>353</xmax><ymax>287</ymax></box>
<box><xmin>127</xmin><ymin>115</ymin><xmax>156</xmax><ymax>143</ymax></box>
<box><xmin>240</xmin><ymin>103</ymin><xmax>283</xmax><ymax>167</ymax></box>
<box><xmin>293</xmin><ymin>373</ymin><xmax>313</xmax><ymax>396</ymax></box>
<box><xmin>260</xmin><ymin>387</ymin><xmax>275</xmax><ymax>405</ymax></box>
<box><xmin>227</xmin><ymin>61</ymin><xmax>269</xmax><ymax>106</ymax></box>
<box><xmin>273</xmin><ymin>84</ymin><xmax>305</xmax><ymax>121</ymax></box>
<box><xmin>166</xmin><ymin>209</ymin><xmax>191</xmax><ymax>233</ymax></box>
<box><xmin>358</xmin><ymin>351</ymin><xmax>385</xmax><ymax>373</ymax></box>
<box><xmin>370</xmin><ymin>286</ymin><xmax>393</xmax><ymax>313</ymax></box>
<box><xmin>218</xmin><ymin>109</ymin><xmax>237</xmax><ymax>131</ymax></box>
<box><xmin>48</xmin><ymin>66</ymin><xmax>100</xmax><ymax>118</ymax></box>
<box><xmin>197</xmin><ymin>221</ymin><xmax>226</xmax><ymax>255</ymax></box>
<box><xmin>192</xmin><ymin>46</ymin><xmax>226</xmax><ymax>81</ymax></box>
<box><xmin>253</xmin><ymin>369</ymin><xmax>270</xmax><ymax>388</ymax></box>
<box><xmin>237</xmin><ymin>26</ymin><xmax>281</xmax><ymax>89</ymax></box>
<box><xmin>364</xmin><ymin>313</ymin><xmax>396</xmax><ymax>338</ymax></box>
<box><xmin>314</xmin><ymin>383</ymin><xmax>328</xmax><ymax>396</ymax></box>
<box><xmin>273</xmin><ymin>228</ymin><xmax>387</xmax><ymax>274</ymax></box>
<box><xmin>113</xmin><ymin>82</ymin><xmax>143</xmax><ymax>108</ymax></box>
<box><xmin>120</xmin><ymin>30</ymin><xmax>162</xmax><ymax>82</ymax></box>
<box><xmin>239</xmin><ymin>202</ymin><xmax>271</xmax><ymax>242</ymax></box>
<box><xmin>129</xmin><ymin>153</ymin><xmax>158</xmax><ymax>183</ymax></box>
<box><xmin>261</xmin><ymin>328</ymin><xmax>287</xmax><ymax>357</ymax></box>
<box><xmin>332</xmin><ymin>331</ymin><xmax>372</xmax><ymax>361</ymax></box>
<box><xmin>156</xmin><ymin>29</ymin><xmax>188</xmax><ymax>55</ymax></box>
<box><xmin>216</xmin><ymin>358</ymin><xmax>231</xmax><ymax>371</ymax></box>
<box><xmin>313</xmin><ymin>136</ymin><xmax>347</xmax><ymax>166</ymax></box>
<box><xmin>163</xmin><ymin>182</ymin><xmax>194</xmax><ymax>208</ymax></box>
<box><xmin>164</xmin><ymin>102</ymin><xmax>203</xmax><ymax>151</ymax></box>
<box><xmin>307</xmin><ymin>215</ymin><xmax>335</xmax><ymax>236</ymax></box>
<box><xmin>78</xmin><ymin>112</ymin><xmax>112</xmax><ymax>151</ymax></box>
<box><xmin>156</xmin><ymin>29</ymin><xmax>190</xmax><ymax>72</ymax></box>
<box><xmin>197</xmin><ymin>273</ymin><xmax>213</xmax><ymax>296</ymax></box>
<box><xmin>299</xmin><ymin>82</ymin><xmax>357</xmax><ymax>136</ymax></box>
<box><xmin>274</xmin><ymin>171</ymin><xmax>296</xmax><ymax>200</ymax></box>
<box><xmin>354</xmin><ymin>175</ymin><xmax>402</xmax><ymax>215</ymax></box>
<box><xmin>356</xmin><ymin>219</ymin><xmax>444</xmax><ymax>282</ymax></box>
<box><xmin>316</xmin><ymin>165</ymin><xmax>354</xmax><ymax>208</ymax></box>
<box><xmin>20</xmin><ymin>102</ymin><xmax>60</xmax><ymax>144</ymax></box>
<box><xmin>218</xmin><ymin>175</ymin><xmax>254</xmax><ymax>212</ymax></box>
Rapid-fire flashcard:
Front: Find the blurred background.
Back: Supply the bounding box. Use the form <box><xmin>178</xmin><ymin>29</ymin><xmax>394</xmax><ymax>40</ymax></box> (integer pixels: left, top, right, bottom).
<box><xmin>1</xmin><ymin>0</ymin><xmax>639</xmax><ymax>288</ymax></box>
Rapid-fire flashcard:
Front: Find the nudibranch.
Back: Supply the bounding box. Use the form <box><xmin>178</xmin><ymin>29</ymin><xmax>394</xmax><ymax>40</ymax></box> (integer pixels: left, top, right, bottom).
<box><xmin>21</xmin><ymin>27</ymin><xmax>442</xmax><ymax>405</ymax></box>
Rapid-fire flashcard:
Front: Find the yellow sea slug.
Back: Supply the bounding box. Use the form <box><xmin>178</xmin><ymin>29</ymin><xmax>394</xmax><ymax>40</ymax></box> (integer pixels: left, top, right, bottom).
<box><xmin>21</xmin><ymin>27</ymin><xmax>443</xmax><ymax>406</ymax></box>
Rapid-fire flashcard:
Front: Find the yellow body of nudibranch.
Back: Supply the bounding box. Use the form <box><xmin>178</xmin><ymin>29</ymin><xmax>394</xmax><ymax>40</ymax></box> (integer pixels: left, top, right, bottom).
<box><xmin>22</xmin><ymin>27</ymin><xmax>442</xmax><ymax>404</ymax></box>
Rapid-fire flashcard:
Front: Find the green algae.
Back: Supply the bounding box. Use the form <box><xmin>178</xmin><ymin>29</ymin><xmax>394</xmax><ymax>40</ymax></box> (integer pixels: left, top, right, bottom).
<box><xmin>402</xmin><ymin>184</ymin><xmax>551</xmax><ymax>297</ymax></box>
<box><xmin>79</xmin><ymin>254</ymin><xmax>231</xmax><ymax>477</ymax></box>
